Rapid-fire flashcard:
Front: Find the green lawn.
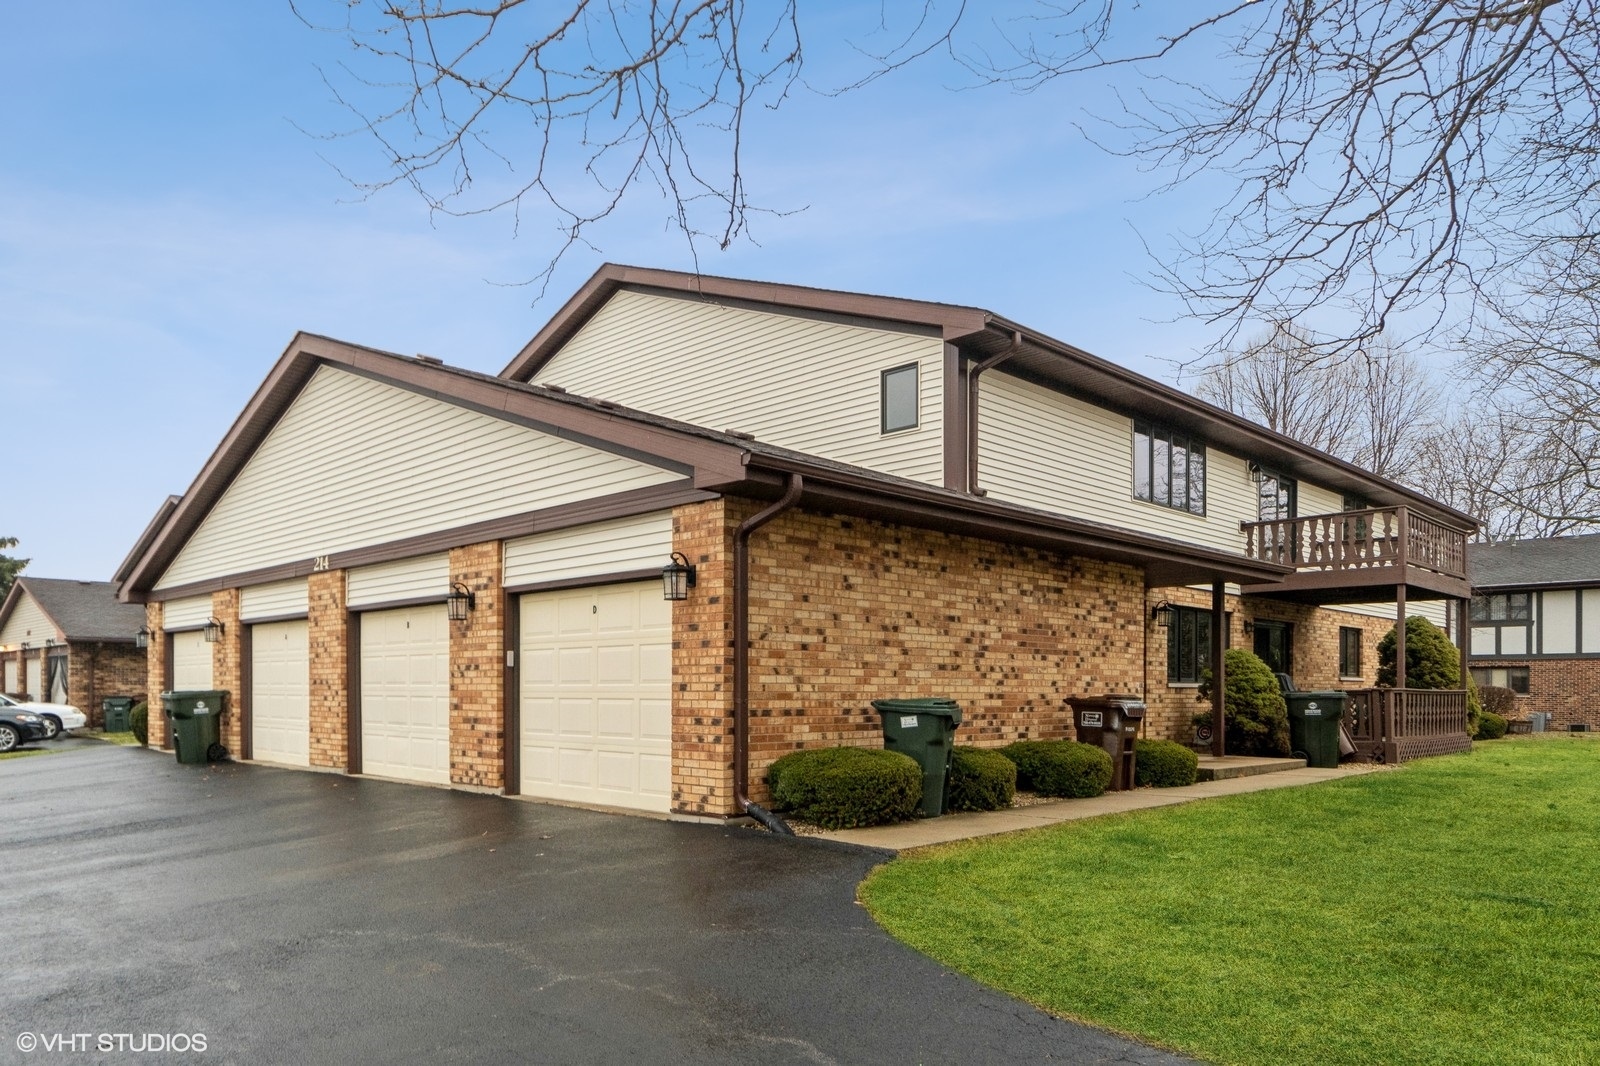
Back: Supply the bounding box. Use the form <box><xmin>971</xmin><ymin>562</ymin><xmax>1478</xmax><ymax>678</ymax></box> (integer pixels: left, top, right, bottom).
<box><xmin>85</xmin><ymin>730</ymin><xmax>142</xmax><ymax>746</ymax></box>
<box><xmin>861</xmin><ymin>738</ymin><xmax>1600</xmax><ymax>1066</ymax></box>
<box><xmin>0</xmin><ymin>747</ymin><xmax>55</xmax><ymax>761</ymax></box>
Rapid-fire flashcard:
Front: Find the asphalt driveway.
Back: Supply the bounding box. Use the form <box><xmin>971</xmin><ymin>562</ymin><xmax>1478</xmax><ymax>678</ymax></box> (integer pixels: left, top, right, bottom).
<box><xmin>1</xmin><ymin>741</ymin><xmax>1193</xmax><ymax>1065</ymax></box>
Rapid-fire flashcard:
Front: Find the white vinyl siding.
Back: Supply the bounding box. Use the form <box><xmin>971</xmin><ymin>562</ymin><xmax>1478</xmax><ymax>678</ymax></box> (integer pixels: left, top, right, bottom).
<box><xmin>1296</xmin><ymin>482</ymin><xmax>1345</xmax><ymax>518</ymax></box>
<box><xmin>155</xmin><ymin>366</ymin><xmax>681</xmax><ymax>590</ymax></box>
<box><xmin>1540</xmin><ymin>590</ymin><xmax>1577</xmax><ymax>654</ymax></box>
<box><xmin>504</xmin><ymin>512</ymin><xmax>673</xmax><ymax>588</ymax></box>
<box><xmin>1329</xmin><ymin>601</ymin><xmax>1448</xmax><ymax>627</ymax></box>
<box><xmin>163</xmin><ymin>595</ymin><xmax>214</xmax><ymax>631</ymax></box>
<box><xmin>347</xmin><ymin>554</ymin><xmax>450</xmax><ymax>609</ymax></box>
<box><xmin>1585</xmin><ymin>590</ymin><xmax>1600</xmax><ymax>653</ymax></box>
<box><xmin>532</xmin><ymin>289</ymin><xmax>944</xmax><ymax>484</ymax></box>
<box><xmin>0</xmin><ymin>592</ymin><xmax>59</xmax><ymax>647</ymax></box>
<box><xmin>240</xmin><ymin>579</ymin><xmax>309</xmax><ymax>622</ymax></box>
<box><xmin>171</xmin><ymin>630</ymin><xmax>214</xmax><ymax>690</ymax></box>
<box><xmin>977</xmin><ymin>372</ymin><xmax>1255</xmax><ymax>554</ymax></box>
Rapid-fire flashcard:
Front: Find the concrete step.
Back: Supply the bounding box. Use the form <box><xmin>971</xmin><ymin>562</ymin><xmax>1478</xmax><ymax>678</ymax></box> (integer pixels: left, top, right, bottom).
<box><xmin>1194</xmin><ymin>755</ymin><xmax>1308</xmax><ymax>781</ymax></box>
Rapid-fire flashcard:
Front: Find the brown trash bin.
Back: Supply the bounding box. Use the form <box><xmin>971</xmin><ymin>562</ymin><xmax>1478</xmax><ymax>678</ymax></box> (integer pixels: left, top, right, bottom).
<box><xmin>1070</xmin><ymin>695</ymin><xmax>1146</xmax><ymax>791</ymax></box>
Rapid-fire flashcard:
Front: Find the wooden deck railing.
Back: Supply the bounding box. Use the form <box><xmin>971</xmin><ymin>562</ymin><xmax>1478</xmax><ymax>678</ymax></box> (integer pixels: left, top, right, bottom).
<box><xmin>1341</xmin><ymin>688</ymin><xmax>1473</xmax><ymax>763</ymax></box>
<box><xmin>1240</xmin><ymin>506</ymin><xmax>1467</xmax><ymax>580</ymax></box>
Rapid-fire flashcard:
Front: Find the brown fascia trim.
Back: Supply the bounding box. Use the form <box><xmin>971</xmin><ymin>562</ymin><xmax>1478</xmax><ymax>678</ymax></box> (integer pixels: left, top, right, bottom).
<box><xmin>964</xmin><ymin>317</ymin><xmax>1479</xmax><ymax>532</ymax></box>
<box><xmin>741</xmin><ymin>454</ymin><xmax>1291</xmax><ymax>588</ymax></box>
<box><xmin>138</xmin><ymin>481</ymin><xmax>713</xmax><ymax>604</ymax></box>
<box><xmin>1470</xmin><ymin>579</ymin><xmax>1600</xmax><ymax>593</ymax></box>
<box><xmin>118</xmin><ymin>331</ymin><xmax>747</xmax><ymax>600</ymax></box>
<box><xmin>112</xmin><ymin>495</ymin><xmax>181</xmax><ymax>585</ymax></box>
<box><xmin>499</xmin><ymin>263</ymin><xmax>989</xmax><ymax>381</ymax></box>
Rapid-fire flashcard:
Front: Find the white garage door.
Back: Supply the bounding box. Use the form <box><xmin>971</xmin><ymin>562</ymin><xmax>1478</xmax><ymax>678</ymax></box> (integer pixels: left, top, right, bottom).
<box><xmin>4</xmin><ymin>658</ymin><xmax>17</xmax><ymax>693</ymax></box>
<box><xmin>251</xmin><ymin>620</ymin><xmax>310</xmax><ymax>766</ymax></box>
<box><xmin>25</xmin><ymin>656</ymin><xmax>42</xmax><ymax>700</ymax></box>
<box><xmin>359</xmin><ymin>605</ymin><xmax>449</xmax><ymax>785</ymax></box>
<box><xmin>170</xmin><ymin>630</ymin><xmax>214</xmax><ymax>691</ymax></box>
<box><xmin>519</xmin><ymin>582</ymin><xmax>671</xmax><ymax>812</ymax></box>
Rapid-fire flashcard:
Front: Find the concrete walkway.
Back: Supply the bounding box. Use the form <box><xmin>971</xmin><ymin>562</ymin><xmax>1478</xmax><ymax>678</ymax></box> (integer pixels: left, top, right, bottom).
<box><xmin>818</xmin><ymin>761</ymin><xmax>1381</xmax><ymax>851</ymax></box>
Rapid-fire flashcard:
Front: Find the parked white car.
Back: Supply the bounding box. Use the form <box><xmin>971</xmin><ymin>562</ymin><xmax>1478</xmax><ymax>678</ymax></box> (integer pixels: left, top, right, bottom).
<box><xmin>0</xmin><ymin>693</ymin><xmax>86</xmax><ymax>739</ymax></box>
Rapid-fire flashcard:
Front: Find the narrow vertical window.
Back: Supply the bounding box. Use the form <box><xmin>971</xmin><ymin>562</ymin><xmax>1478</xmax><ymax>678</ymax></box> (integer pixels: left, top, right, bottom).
<box><xmin>1339</xmin><ymin>627</ymin><xmax>1362</xmax><ymax>678</ymax></box>
<box><xmin>881</xmin><ymin>364</ymin><xmax>919</xmax><ymax>433</ymax></box>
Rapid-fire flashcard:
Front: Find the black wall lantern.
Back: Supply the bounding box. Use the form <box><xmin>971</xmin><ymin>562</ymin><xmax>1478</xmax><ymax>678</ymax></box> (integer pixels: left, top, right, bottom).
<box><xmin>135</xmin><ymin>625</ymin><xmax>151</xmax><ymax>650</ymax></box>
<box><xmin>203</xmin><ymin>618</ymin><xmax>225</xmax><ymax>643</ymax></box>
<box><xmin>446</xmin><ymin>582</ymin><xmax>476</xmax><ymax>622</ymax></box>
<box><xmin>661</xmin><ymin>552</ymin><xmax>697</xmax><ymax>601</ymax></box>
<box><xmin>1151</xmin><ymin>600</ymin><xmax>1175</xmax><ymax>628</ymax></box>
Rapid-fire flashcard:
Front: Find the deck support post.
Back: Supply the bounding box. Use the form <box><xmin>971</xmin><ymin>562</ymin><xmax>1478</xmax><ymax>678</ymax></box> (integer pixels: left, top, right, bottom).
<box><xmin>1211</xmin><ymin>581</ymin><xmax>1226</xmax><ymax>758</ymax></box>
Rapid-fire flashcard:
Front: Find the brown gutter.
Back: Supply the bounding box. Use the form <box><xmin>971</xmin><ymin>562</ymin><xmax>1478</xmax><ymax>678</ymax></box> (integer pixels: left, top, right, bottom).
<box><xmin>733</xmin><ymin>472</ymin><xmax>804</xmax><ymax>832</ymax></box>
<box><xmin>965</xmin><ymin>329</ymin><xmax>1023</xmax><ymax>495</ymax></box>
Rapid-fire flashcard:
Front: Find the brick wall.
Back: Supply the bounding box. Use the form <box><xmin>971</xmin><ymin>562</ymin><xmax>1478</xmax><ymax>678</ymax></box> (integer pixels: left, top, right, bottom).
<box><xmin>307</xmin><ymin>570</ymin><xmax>349</xmax><ymax>770</ymax></box>
<box><xmin>211</xmin><ymin>588</ymin><xmax>243</xmax><ymax>755</ymax></box>
<box><xmin>1142</xmin><ymin>589</ymin><xmax>1414</xmax><ymax>743</ymax></box>
<box><xmin>145</xmin><ymin>603</ymin><xmax>168</xmax><ymax>748</ymax></box>
<box><xmin>1473</xmin><ymin>657</ymin><xmax>1600</xmax><ymax>730</ymax></box>
<box><xmin>449</xmin><ymin>541</ymin><xmax>505</xmax><ymax>788</ymax></box>
<box><xmin>671</xmin><ymin>499</ymin><xmax>1146</xmax><ymax>816</ymax></box>
<box><xmin>63</xmin><ymin>641</ymin><xmax>148</xmax><ymax>729</ymax></box>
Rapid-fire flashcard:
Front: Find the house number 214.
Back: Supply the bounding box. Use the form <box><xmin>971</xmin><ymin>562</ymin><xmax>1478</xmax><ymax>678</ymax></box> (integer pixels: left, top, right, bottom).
<box><xmin>311</xmin><ymin>555</ymin><xmax>331</xmax><ymax>572</ymax></box>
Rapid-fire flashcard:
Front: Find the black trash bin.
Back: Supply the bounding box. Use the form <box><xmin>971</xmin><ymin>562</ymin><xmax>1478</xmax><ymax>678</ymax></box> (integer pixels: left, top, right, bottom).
<box><xmin>1071</xmin><ymin>695</ymin><xmax>1146</xmax><ymax>791</ymax></box>
<box><xmin>102</xmin><ymin>696</ymin><xmax>136</xmax><ymax>733</ymax></box>
<box><xmin>871</xmin><ymin>698</ymin><xmax>962</xmax><ymax>817</ymax></box>
<box><xmin>161</xmin><ymin>690</ymin><xmax>229</xmax><ymax>765</ymax></box>
<box><xmin>1284</xmin><ymin>691</ymin><xmax>1347</xmax><ymax>768</ymax></box>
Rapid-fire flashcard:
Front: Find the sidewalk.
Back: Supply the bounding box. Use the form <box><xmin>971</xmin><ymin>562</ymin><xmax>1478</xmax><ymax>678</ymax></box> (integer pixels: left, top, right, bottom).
<box><xmin>817</xmin><ymin>761</ymin><xmax>1381</xmax><ymax>852</ymax></box>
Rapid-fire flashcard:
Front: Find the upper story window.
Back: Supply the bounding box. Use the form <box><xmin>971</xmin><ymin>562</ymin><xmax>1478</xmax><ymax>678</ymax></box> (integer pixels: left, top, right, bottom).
<box><xmin>1256</xmin><ymin>467</ymin><xmax>1297</xmax><ymax>522</ymax></box>
<box><xmin>1133</xmin><ymin>421</ymin><xmax>1206</xmax><ymax>515</ymax></box>
<box><xmin>1470</xmin><ymin>593</ymin><xmax>1532</xmax><ymax>623</ymax></box>
<box><xmin>881</xmin><ymin>364</ymin><xmax>919</xmax><ymax>434</ymax></box>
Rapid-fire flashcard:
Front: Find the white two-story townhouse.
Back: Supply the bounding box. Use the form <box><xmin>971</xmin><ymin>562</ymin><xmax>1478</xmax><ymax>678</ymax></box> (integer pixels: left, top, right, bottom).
<box><xmin>116</xmin><ymin>265</ymin><xmax>1477</xmax><ymax>819</ymax></box>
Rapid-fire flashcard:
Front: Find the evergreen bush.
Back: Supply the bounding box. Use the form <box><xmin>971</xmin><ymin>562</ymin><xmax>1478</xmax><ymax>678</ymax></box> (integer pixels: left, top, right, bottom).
<box><xmin>766</xmin><ymin>746</ymin><xmax>921</xmax><ymax>829</ymax></box>
<box><xmin>999</xmin><ymin>740</ymin><xmax>1113</xmax><ymax>798</ymax></box>
<box><xmin>1475</xmin><ymin>711</ymin><xmax>1509</xmax><ymax>741</ymax></box>
<box><xmin>947</xmin><ymin>746</ymin><xmax>1017</xmax><ymax>811</ymax></box>
<box><xmin>1193</xmin><ymin>648</ymin><xmax>1291</xmax><ymax>757</ymax></box>
<box><xmin>129</xmin><ymin>702</ymin><xmax>148</xmax><ymax>746</ymax></box>
<box><xmin>1133</xmin><ymin>739</ymin><xmax>1200</xmax><ymax>788</ymax></box>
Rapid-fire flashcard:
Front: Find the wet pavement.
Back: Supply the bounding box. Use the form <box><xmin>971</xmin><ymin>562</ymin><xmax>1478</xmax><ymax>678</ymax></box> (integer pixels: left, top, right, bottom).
<box><xmin>0</xmin><ymin>740</ymin><xmax>1195</xmax><ymax>1065</ymax></box>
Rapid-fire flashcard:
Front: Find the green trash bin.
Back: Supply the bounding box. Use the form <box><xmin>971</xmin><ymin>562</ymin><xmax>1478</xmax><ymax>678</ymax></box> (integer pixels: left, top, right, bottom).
<box><xmin>162</xmin><ymin>690</ymin><xmax>229</xmax><ymax>765</ymax></box>
<box><xmin>871</xmin><ymin>698</ymin><xmax>962</xmax><ymax>818</ymax></box>
<box><xmin>1285</xmin><ymin>691</ymin><xmax>1347</xmax><ymax>769</ymax></box>
<box><xmin>102</xmin><ymin>696</ymin><xmax>136</xmax><ymax>733</ymax></box>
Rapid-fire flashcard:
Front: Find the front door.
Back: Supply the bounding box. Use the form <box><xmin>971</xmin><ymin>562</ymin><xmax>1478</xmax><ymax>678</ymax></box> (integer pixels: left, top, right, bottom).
<box><xmin>1254</xmin><ymin>621</ymin><xmax>1293</xmax><ymax>679</ymax></box>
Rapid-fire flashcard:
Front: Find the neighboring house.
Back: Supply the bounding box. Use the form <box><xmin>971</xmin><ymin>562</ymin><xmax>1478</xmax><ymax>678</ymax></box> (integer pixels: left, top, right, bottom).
<box><xmin>1468</xmin><ymin>533</ymin><xmax>1600</xmax><ymax>731</ymax></box>
<box><xmin>114</xmin><ymin>264</ymin><xmax>1476</xmax><ymax>818</ymax></box>
<box><xmin>0</xmin><ymin>578</ymin><xmax>149</xmax><ymax>727</ymax></box>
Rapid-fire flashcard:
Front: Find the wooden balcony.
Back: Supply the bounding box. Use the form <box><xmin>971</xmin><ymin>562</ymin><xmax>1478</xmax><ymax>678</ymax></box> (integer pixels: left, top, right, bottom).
<box><xmin>1342</xmin><ymin>688</ymin><xmax>1473</xmax><ymax>764</ymax></box>
<box><xmin>1239</xmin><ymin>506</ymin><xmax>1472</xmax><ymax>603</ymax></box>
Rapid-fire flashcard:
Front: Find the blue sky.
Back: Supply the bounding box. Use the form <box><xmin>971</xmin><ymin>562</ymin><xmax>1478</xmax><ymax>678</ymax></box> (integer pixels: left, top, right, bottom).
<box><xmin>3</xmin><ymin>2</ymin><xmax>1233</xmax><ymax>579</ymax></box>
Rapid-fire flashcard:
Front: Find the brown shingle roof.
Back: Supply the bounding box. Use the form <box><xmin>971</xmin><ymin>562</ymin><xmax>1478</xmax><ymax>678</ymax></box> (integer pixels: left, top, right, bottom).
<box><xmin>2</xmin><ymin>578</ymin><xmax>147</xmax><ymax>643</ymax></box>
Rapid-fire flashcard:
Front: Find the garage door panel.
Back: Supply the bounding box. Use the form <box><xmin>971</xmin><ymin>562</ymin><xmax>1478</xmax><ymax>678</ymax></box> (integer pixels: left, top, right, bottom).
<box><xmin>251</xmin><ymin>620</ymin><xmax>309</xmax><ymax>767</ymax></box>
<box><xmin>519</xmin><ymin>582</ymin><xmax>671</xmax><ymax>812</ymax></box>
<box><xmin>360</xmin><ymin>605</ymin><xmax>449</xmax><ymax>785</ymax></box>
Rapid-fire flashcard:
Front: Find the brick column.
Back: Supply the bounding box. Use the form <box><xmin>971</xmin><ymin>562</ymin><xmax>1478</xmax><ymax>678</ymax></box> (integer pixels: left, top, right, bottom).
<box><xmin>145</xmin><ymin>603</ymin><xmax>168</xmax><ymax>748</ymax></box>
<box><xmin>671</xmin><ymin>499</ymin><xmax>737</xmax><ymax>816</ymax></box>
<box><xmin>308</xmin><ymin>570</ymin><xmax>350</xmax><ymax>770</ymax></box>
<box><xmin>211</xmin><ymin>588</ymin><xmax>243</xmax><ymax>755</ymax></box>
<box><xmin>449</xmin><ymin>541</ymin><xmax>505</xmax><ymax>789</ymax></box>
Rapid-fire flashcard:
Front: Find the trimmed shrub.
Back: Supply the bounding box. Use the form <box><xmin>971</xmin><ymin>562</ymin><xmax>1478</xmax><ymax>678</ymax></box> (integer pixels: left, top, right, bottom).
<box><xmin>766</xmin><ymin>746</ymin><xmax>921</xmax><ymax>829</ymax></box>
<box><xmin>999</xmin><ymin>740</ymin><xmax>1113</xmax><ymax>798</ymax></box>
<box><xmin>1480</xmin><ymin>685</ymin><xmax>1518</xmax><ymax>718</ymax></box>
<box><xmin>947</xmin><ymin>746</ymin><xmax>1017</xmax><ymax>812</ymax></box>
<box><xmin>1475</xmin><ymin>711</ymin><xmax>1509</xmax><ymax>741</ymax></box>
<box><xmin>129</xmin><ymin>702</ymin><xmax>148</xmax><ymax>746</ymax></box>
<box><xmin>1378</xmin><ymin>615</ymin><xmax>1463</xmax><ymax>689</ymax></box>
<box><xmin>1133</xmin><ymin>739</ymin><xmax>1199</xmax><ymax>788</ymax></box>
<box><xmin>1194</xmin><ymin>648</ymin><xmax>1290</xmax><ymax>757</ymax></box>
